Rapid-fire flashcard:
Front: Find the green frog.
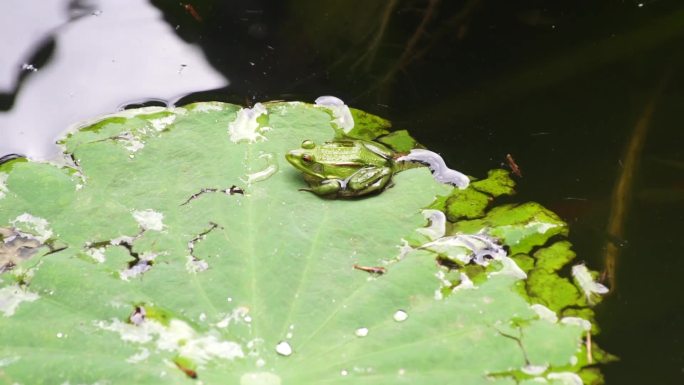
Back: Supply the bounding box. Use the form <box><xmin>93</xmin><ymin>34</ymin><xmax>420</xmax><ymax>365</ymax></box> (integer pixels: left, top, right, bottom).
<box><xmin>286</xmin><ymin>139</ymin><xmax>397</xmax><ymax>197</ymax></box>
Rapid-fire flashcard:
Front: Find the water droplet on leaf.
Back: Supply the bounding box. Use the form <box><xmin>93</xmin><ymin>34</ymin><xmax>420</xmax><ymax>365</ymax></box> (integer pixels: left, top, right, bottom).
<box><xmin>393</xmin><ymin>310</ymin><xmax>408</xmax><ymax>322</ymax></box>
<box><xmin>275</xmin><ymin>341</ymin><xmax>292</xmax><ymax>356</ymax></box>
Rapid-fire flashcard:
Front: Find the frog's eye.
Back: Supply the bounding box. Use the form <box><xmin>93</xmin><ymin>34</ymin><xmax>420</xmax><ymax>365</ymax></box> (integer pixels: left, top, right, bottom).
<box><xmin>301</xmin><ymin>140</ymin><xmax>315</xmax><ymax>149</ymax></box>
<box><xmin>302</xmin><ymin>154</ymin><xmax>314</xmax><ymax>163</ymax></box>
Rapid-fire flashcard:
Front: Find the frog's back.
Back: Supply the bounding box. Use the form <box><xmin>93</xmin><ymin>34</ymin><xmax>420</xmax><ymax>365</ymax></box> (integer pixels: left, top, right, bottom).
<box><xmin>316</xmin><ymin>142</ymin><xmax>359</xmax><ymax>165</ymax></box>
<box><xmin>317</xmin><ymin>140</ymin><xmax>391</xmax><ymax>167</ymax></box>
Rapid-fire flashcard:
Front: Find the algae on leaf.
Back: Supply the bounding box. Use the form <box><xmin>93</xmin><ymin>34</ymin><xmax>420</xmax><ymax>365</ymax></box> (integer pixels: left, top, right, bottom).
<box><xmin>0</xmin><ymin>101</ymin><xmax>606</xmax><ymax>384</ymax></box>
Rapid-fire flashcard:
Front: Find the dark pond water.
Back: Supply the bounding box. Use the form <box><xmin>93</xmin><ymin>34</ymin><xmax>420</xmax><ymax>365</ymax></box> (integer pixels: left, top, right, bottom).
<box><xmin>2</xmin><ymin>1</ymin><xmax>683</xmax><ymax>383</ymax></box>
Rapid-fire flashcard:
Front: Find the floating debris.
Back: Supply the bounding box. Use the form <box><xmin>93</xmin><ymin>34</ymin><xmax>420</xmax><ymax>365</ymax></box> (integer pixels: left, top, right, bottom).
<box><xmin>228</xmin><ymin>103</ymin><xmax>270</xmax><ymax>143</ymax></box>
<box><xmin>453</xmin><ymin>272</ymin><xmax>475</xmax><ymax>292</ymax></box>
<box><xmin>182</xmin><ymin>3</ymin><xmax>203</xmax><ymax>22</ymax></box>
<box><xmin>397</xmin><ymin>149</ymin><xmax>469</xmax><ymax>189</ymax></box>
<box><xmin>560</xmin><ymin>317</ymin><xmax>592</xmax><ymax>331</ymax></box>
<box><xmin>184</xmin><ymin>222</ymin><xmax>221</xmax><ymax>273</ymax></box>
<box><xmin>488</xmin><ymin>255</ymin><xmax>527</xmax><ymax>280</ymax></box>
<box><xmin>120</xmin><ymin>252</ymin><xmax>157</xmax><ymax>280</ymax></box>
<box><xmin>572</xmin><ymin>264</ymin><xmax>609</xmax><ymax>304</ymax></box>
<box><xmin>416</xmin><ymin>209</ymin><xmax>446</xmax><ymax>240</ymax></box>
<box><xmin>11</xmin><ymin>213</ymin><xmax>53</xmax><ymax>243</ymax></box>
<box><xmin>352</xmin><ymin>264</ymin><xmax>386</xmax><ymax>275</ymax></box>
<box><xmin>126</xmin><ymin>347</ymin><xmax>150</xmax><ymax>364</ymax></box>
<box><xmin>149</xmin><ymin>114</ymin><xmax>176</xmax><ymax>132</ymax></box>
<box><xmin>185</xmin><ymin>255</ymin><xmax>209</xmax><ymax>273</ymax></box>
<box><xmin>97</xmin><ymin>316</ymin><xmax>244</xmax><ymax>365</ymax></box>
<box><xmin>355</xmin><ymin>327</ymin><xmax>369</xmax><ymax>337</ymax></box>
<box><xmin>174</xmin><ymin>358</ymin><xmax>198</xmax><ymax>379</ymax></box>
<box><xmin>190</xmin><ymin>102</ymin><xmax>226</xmax><ymax>113</ymax></box>
<box><xmin>0</xmin><ymin>285</ymin><xmax>39</xmax><ymax>316</ymax></box>
<box><xmin>522</xmin><ymin>364</ymin><xmax>548</xmax><ymax>375</ymax></box>
<box><xmin>0</xmin><ymin>173</ymin><xmax>8</xmax><ymax>199</ymax></box>
<box><xmin>1</xmin><ymin>227</ymin><xmax>44</xmax><ymax>272</ymax></box>
<box><xmin>420</xmin><ymin>233</ymin><xmax>506</xmax><ymax>266</ymax></box>
<box><xmin>530</xmin><ymin>304</ymin><xmax>558</xmax><ymax>323</ymax></box>
<box><xmin>85</xmin><ymin>246</ymin><xmax>106</xmax><ymax>263</ymax></box>
<box><xmin>314</xmin><ymin>96</ymin><xmax>354</xmax><ymax>133</ymax></box>
<box><xmin>505</xmin><ymin>153</ymin><xmax>522</xmax><ymax>177</ymax></box>
<box><xmin>547</xmin><ymin>372</ymin><xmax>583</xmax><ymax>385</ymax></box>
<box><xmin>181</xmin><ymin>186</ymin><xmax>243</xmax><ymax>206</ymax></box>
<box><xmin>132</xmin><ymin>209</ymin><xmax>164</xmax><ymax>232</ymax></box>
<box><xmin>216</xmin><ymin>306</ymin><xmax>250</xmax><ymax>329</ymax></box>
<box><xmin>130</xmin><ymin>306</ymin><xmax>146</xmax><ymax>325</ymax></box>
<box><xmin>117</xmin><ymin>132</ymin><xmax>145</xmax><ymax>152</ymax></box>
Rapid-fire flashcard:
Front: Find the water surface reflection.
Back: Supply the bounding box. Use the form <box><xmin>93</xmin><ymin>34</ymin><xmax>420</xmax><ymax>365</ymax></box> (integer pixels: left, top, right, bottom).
<box><xmin>0</xmin><ymin>0</ymin><xmax>227</xmax><ymax>160</ymax></box>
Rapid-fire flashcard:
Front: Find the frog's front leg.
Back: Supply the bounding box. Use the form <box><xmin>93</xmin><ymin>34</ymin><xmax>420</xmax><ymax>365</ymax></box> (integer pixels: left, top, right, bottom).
<box><xmin>346</xmin><ymin>166</ymin><xmax>393</xmax><ymax>195</ymax></box>
<box><xmin>302</xmin><ymin>179</ymin><xmax>344</xmax><ymax>196</ymax></box>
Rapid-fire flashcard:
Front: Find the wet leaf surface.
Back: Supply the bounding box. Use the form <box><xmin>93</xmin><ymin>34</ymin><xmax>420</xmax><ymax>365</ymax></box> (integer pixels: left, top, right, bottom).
<box><xmin>0</xmin><ymin>102</ymin><xmax>605</xmax><ymax>384</ymax></box>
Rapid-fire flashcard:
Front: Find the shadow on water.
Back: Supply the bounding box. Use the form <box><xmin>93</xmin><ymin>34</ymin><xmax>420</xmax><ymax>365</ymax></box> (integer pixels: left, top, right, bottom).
<box><xmin>2</xmin><ymin>0</ymin><xmax>684</xmax><ymax>383</ymax></box>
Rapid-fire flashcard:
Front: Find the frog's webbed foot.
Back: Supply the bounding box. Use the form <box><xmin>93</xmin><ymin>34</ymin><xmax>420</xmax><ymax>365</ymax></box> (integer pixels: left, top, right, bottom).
<box><xmin>301</xmin><ymin>179</ymin><xmax>343</xmax><ymax>196</ymax></box>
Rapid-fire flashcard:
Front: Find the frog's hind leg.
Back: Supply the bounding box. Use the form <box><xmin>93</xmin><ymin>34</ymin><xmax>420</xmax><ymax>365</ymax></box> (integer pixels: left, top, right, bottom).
<box><xmin>347</xmin><ymin>167</ymin><xmax>393</xmax><ymax>195</ymax></box>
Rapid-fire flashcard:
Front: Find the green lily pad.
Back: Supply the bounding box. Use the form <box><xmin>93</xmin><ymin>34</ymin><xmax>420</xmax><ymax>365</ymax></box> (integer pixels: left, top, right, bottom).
<box><xmin>451</xmin><ymin>202</ymin><xmax>568</xmax><ymax>255</ymax></box>
<box><xmin>523</xmin><ymin>241</ymin><xmax>584</xmax><ymax>312</ymax></box>
<box><xmin>0</xmin><ymin>102</ymin><xmax>602</xmax><ymax>384</ymax></box>
<box><xmin>377</xmin><ymin>130</ymin><xmax>419</xmax><ymax>153</ymax></box>
<box><xmin>346</xmin><ymin>107</ymin><xmax>391</xmax><ymax>140</ymax></box>
<box><xmin>429</xmin><ymin>183</ymin><xmax>491</xmax><ymax>222</ymax></box>
<box><xmin>471</xmin><ymin>169</ymin><xmax>516</xmax><ymax>197</ymax></box>
<box><xmin>425</xmin><ymin>169</ymin><xmax>518</xmax><ymax>223</ymax></box>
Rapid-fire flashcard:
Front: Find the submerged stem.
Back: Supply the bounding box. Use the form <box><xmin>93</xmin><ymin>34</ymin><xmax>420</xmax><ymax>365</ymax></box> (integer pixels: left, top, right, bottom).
<box><xmin>604</xmin><ymin>70</ymin><xmax>670</xmax><ymax>289</ymax></box>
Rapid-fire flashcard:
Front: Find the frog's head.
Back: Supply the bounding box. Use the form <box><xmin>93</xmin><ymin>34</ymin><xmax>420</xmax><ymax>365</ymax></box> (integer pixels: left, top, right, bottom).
<box><xmin>286</xmin><ymin>140</ymin><xmax>325</xmax><ymax>178</ymax></box>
